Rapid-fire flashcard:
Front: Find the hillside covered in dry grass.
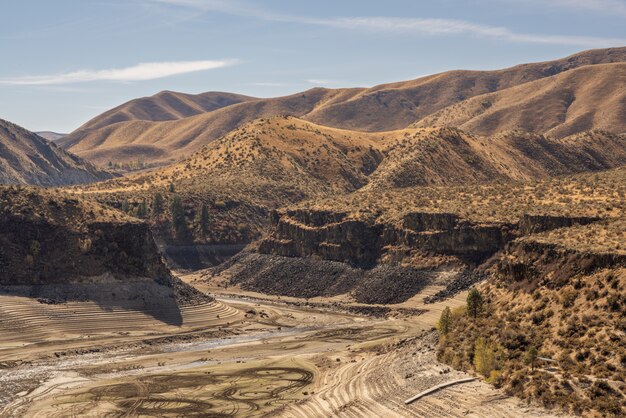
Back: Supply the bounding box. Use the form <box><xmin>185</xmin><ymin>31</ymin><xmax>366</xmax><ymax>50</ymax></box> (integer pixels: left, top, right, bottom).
<box><xmin>59</xmin><ymin>47</ymin><xmax>626</xmax><ymax>166</ymax></box>
<box><xmin>0</xmin><ymin>119</ymin><xmax>113</xmax><ymax>186</ymax></box>
<box><xmin>412</xmin><ymin>63</ymin><xmax>626</xmax><ymax>138</ymax></box>
<box><xmin>438</xmin><ymin>218</ymin><xmax>625</xmax><ymax>416</ymax></box>
<box><xmin>71</xmin><ymin>117</ymin><xmax>626</xmax><ymax>245</ymax></box>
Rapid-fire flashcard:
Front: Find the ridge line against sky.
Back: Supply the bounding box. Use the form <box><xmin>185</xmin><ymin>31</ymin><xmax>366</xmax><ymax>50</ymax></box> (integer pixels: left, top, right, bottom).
<box><xmin>0</xmin><ymin>0</ymin><xmax>624</xmax><ymax>132</ymax></box>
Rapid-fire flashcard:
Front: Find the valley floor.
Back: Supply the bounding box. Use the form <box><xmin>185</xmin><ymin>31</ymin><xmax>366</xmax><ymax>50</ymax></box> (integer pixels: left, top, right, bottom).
<box><xmin>0</xmin><ymin>275</ymin><xmax>566</xmax><ymax>418</ymax></box>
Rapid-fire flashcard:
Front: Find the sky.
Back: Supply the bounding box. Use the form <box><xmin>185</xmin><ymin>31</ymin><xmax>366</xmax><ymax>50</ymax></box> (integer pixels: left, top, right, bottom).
<box><xmin>0</xmin><ymin>0</ymin><xmax>624</xmax><ymax>132</ymax></box>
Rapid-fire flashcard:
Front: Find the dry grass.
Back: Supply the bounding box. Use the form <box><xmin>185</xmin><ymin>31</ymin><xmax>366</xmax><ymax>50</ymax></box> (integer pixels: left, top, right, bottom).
<box><xmin>0</xmin><ymin>119</ymin><xmax>112</xmax><ymax>186</ymax></box>
<box><xmin>413</xmin><ymin>63</ymin><xmax>626</xmax><ymax>139</ymax></box>
<box><xmin>0</xmin><ymin>185</ymin><xmax>133</xmax><ymax>228</ymax></box>
<box><xmin>302</xmin><ymin>167</ymin><xmax>626</xmax><ymax>226</ymax></box>
<box><xmin>521</xmin><ymin>218</ymin><xmax>625</xmax><ymax>255</ymax></box>
<box><xmin>60</xmin><ymin>47</ymin><xmax>626</xmax><ymax>166</ymax></box>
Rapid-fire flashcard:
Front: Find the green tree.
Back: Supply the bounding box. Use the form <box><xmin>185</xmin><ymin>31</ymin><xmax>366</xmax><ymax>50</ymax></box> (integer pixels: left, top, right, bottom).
<box><xmin>168</xmin><ymin>182</ymin><xmax>176</xmax><ymax>193</ymax></box>
<box><xmin>30</xmin><ymin>240</ymin><xmax>41</xmax><ymax>259</ymax></box>
<box><xmin>473</xmin><ymin>337</ymin><xmax>497</xmax><ymax>377</ymax></box>
<box><xmin>121</xmin><ymin>198</ymin><xmax>130</xmax><ymax>214</ymax></box>
<box><xmin>170</xmin><ymin>195</ymin><xmax>189</xmax><ymax>241</ymax></box>
<box><xmin>437</xmin><ymin>306</ymin><xmax>452</xmax><ymax>335</ymax></box>
<box><xmin>198</xmin><ymin>203</ymin><xmax>210</xmax><ymax>237</ymax></box>
<box><xmin>467</xmin><ymin>288</ymin><xmax>484</xmax><ymax>318</ymax></box>
<box><xmin>152</xmin><ymin>192</ymin><xmax>164</xmax><ymax>217</ymax></box>
<box><xmin>525</xmin><ymin>345</ymin><xmax>539</xmax><ymax>371</ymax></box>
<box><xmin>136</xmin><ymin>200</ymin><xmax>148</xmax><ymax>218</ymax></box>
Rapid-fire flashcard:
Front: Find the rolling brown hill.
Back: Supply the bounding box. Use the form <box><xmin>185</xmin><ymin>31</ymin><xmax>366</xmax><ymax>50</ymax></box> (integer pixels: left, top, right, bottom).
<box><xmin>59</xmin><ymin>88</ymin><xmax>339</xmax><ymax>166</ymax></box>
<box><xmin>0</xmin><ymin>118</ymin><xmax>113</xmax><ymax>186</ymax></box>
<box><xmin>412</xmin><ymin>62</ymin><xmax>626</xmax><ymax>138</ymax></box>
<box><xmin>365</xmin><ymin>128</ymin><xmax>626</xmax><ymax>189</ymax></box>
<box><xmin>73</xmin><ymin>116</ymin><xmax>387</xmax><ymax>242</ymax></box>
<box><xmin>73</xmin><ymin>117</ymin><xmax>626</xmax><ymax>245</ymax></box>
<box><xmin>76</xmin><ymin>90</ymin><xmax>256</xmax><ymax>131</ymax></box>
<box><xmin>59</xmin><ymin>47</ymin><xmax>626</xmax><ymax>166</ymax></box>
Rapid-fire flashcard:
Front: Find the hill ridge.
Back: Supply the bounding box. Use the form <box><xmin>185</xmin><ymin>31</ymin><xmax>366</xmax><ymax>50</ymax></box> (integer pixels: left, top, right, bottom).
<box><xmin>59</xmin><ymin>47</ymin><xmax>626</xmax><ymax>166</ymax></box>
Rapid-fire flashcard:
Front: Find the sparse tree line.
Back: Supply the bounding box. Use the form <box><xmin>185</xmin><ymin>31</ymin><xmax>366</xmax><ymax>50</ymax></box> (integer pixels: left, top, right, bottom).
<box><xmin>434</xmin><ymin>279</ymin><xmax>624</xmax><ymax>416</ymax></box>
<box><xmin>117</xmin><ymin>186</ymin><xmax>210</xmax><ymax>243</ymax></box>
<box><xmin>107</xmin><ymin>159</ymin><xmax>153</xmax><ymax>171</ymax></box>
<box><xmin>437</xmin><ymin>287</ymin><xmax>539</xmax><ymax>383</ymax></box>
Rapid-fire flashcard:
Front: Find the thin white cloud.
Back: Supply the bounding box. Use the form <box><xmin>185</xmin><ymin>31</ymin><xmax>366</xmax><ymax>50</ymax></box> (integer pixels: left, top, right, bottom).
<box><xmin>152</xmin><ymin>0</ymin><xmax>625</xmax><ymax>47</ymax></box>
<box><xmin>248</xmin><ymin>82</ymin><xmax>289</xmax><ymax>87</ymax></box>
<box><xmin>509</xmin><ymin>0</ymin><xmax>626</xmax><ymax>16</ymax></box>
<box><xmin>306</xmin><ymin>79</ymin><xmax>338</xmax><ymax>85</ymax></box>
<box><xmin>319</xmin><ymin>17</ymin><xmax>625</xmax><ymax>47</ymax></box>
<box><xmin>0</xmin><ymin>60</ymin><xmax>238</xmax><ymax>85</ymax></box>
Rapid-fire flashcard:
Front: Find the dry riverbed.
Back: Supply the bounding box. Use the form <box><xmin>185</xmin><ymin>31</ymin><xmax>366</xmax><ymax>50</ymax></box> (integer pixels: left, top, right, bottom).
<box><xmin>0</xmin><ymin>275</ymin><xmax>566</xmax><ymax>417</ymax></box>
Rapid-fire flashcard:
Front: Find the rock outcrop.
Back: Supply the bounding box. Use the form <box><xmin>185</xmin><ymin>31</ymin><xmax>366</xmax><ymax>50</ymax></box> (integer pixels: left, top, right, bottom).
<box><xmin>0</xmin><ymin>186</ymin><xmax>210</xmax><ymax>313</ymax></box>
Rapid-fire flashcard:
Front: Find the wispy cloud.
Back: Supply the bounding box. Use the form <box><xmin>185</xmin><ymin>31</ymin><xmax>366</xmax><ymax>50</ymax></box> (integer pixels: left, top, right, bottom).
<box><xmin>248</xmin><ymin>82</ymin><xmax>289</xmax><ymax>87</ymax></box>
<box><xmin>319</xmin><ymin>17</ymin><xmax>625</xmax><ymax>47</ymax></box>
<box><xmin>509</xmin><ymin>0</ymin><xmax>626</xmax><ymax>16</ymax></box>
<box><xmin>152</xmin><ymin>0</ymin><xmax>625</xmax><ymax>47</ymax></box>
<box><xmin>0</xmin><ymin>60</ymin><xmax>238</xmax><ymax>85</ymax></box>
<box><xmin>306</xmin><ymin>79</ymin><xmax>338</xmax><ymax>86</ymax></box>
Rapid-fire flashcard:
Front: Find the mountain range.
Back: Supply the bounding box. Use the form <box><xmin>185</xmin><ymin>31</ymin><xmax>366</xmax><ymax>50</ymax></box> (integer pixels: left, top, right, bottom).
<box><xmin>58</xmin><ymin>46</ymin><xmax>626</xmax><ymax>166</ymax></box>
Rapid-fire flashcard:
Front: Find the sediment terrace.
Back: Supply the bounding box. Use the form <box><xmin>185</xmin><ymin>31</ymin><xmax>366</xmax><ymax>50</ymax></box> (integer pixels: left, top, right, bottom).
<box><xmin>0</xmin><ymin>281</ymin><xmax>564</xmax><ymax>418</ymax></box>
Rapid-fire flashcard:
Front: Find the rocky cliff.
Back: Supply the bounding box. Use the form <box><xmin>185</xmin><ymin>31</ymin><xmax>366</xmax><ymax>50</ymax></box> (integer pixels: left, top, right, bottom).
<box><xmin>0</xmin><ymin>186</ymin><xmax>208</xmax><ymax>310</ymax></box>
<box><xmin>257</xmin><ymin>210</ymin><xmax>590</xmax><ymax>268</ymax></box>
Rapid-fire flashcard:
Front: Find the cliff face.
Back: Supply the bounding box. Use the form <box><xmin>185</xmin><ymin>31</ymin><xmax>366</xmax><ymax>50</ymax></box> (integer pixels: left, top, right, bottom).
<box><xmin>0</xmin><ymin>187</ymin><xmax>168</xmax><ymax>286</ymax></box>
<box><xmin>259</xmin><ymin>209</ymin><xmax>533</xmax><ymax>267</ymax></box>
<box><xmin>495</xmin><ymin>236</ymin><xmax>626</xmax><ymax>287</ymax></box>
<box><xmin>258</xmin><ymin>208</ymin><xmax>618</xmax><ymax>269</ymax></box>
<box><xmin>518</xmin><ymin>214</ymin><xmax>600</xmax><ymax>235</ymax></box>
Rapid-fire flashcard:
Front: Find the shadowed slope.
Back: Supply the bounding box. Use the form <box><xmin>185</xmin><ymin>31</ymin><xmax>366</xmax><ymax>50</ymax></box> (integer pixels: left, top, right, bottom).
<box><xmin>0</xmin><ymin>119</ymin><xmax>113</xmax><ymax>186</ymax></box>
<box><xmin>366</xmin><ymin>128</ymin><xmax>626</xmax><ymax>189</ymax></box>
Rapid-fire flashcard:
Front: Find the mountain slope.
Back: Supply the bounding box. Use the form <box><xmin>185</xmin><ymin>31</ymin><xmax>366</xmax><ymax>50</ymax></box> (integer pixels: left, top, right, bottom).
<box><xmin>0</xmin><ymin>118</ymin><xmax>113</xmax><ymax>186</ymax></box>
<box><xmin>59</xmin><ymin>88</ymin><xmax>344</xmax><ymax>166</ymax></box>
<box><xmin>75</xmin><ymin>117</ymin><xmax>626</xmax><ymax>246</ymax></box>
<box><xmin>59</xmin><ymin>47</ymin><xmax>626</xmax><ymax>166</ymax></box>
<box><xmin>77</xmin><ymin>90</ymin><xmax>256</xmax><ymax>131</ymax></box>
<box><xmin>366</xmin><ymin>128</ymin><xmax>626</xmax><ymax>189</ymax></box>
<box><xmin>412</xmin><ymin>63</ymin><xmax>626</xmax><ymax>138</ymax></box>
<box><xmin>305</xmin><ymin>46</ymin><xmax>626</xmax><ymax>132</ymax></box>
<box><xmin>75</xmin><ymin>116</ymin><xmax>386</xmax><ymax>242</ymax></box>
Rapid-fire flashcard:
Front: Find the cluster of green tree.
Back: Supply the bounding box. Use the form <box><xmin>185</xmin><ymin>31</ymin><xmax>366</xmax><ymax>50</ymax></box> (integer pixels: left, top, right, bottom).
<box><xmin>119</xmin><ymin>191</ymin><xmax>210</xmax><ymax>243</ymax></box>
<box><xmin>107</xmin><ymin>159</ymin><xmax>148</xmax><ymax>171</ymax></box>
<box><xmin>437</xmin><ymin>288</ymin><xmax>538</xmax><ymax>382</ymax></box>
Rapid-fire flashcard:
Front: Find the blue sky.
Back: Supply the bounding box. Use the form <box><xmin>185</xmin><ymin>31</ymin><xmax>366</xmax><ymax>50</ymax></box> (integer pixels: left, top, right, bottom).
<box><xmin>1</xmin><ymin>0</ymin><xmax>624</xmax><ymax>132</ymax></box>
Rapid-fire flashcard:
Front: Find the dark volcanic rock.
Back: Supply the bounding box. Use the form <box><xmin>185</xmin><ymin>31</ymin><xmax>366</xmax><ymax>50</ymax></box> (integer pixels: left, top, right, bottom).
<box><xmin>214</xmin><ymin>251</ymin><xmax>436</xmax><ymax>304</ymax></box>
<box><xmin>495</xmin><ymin>239</ymin><xmax>626</xmax><ymax>288</ymax></box>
